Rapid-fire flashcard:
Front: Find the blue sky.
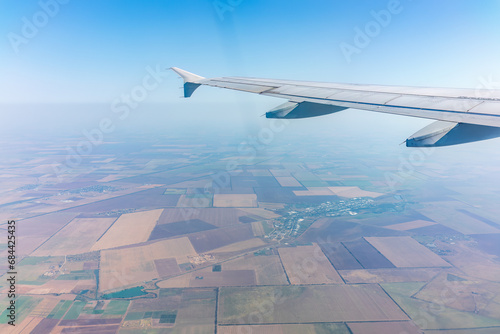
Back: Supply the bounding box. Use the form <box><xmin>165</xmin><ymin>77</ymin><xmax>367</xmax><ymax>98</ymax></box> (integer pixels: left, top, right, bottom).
<box><xmin>1</xmin><ymin>0</ymin><xmax>500</xmax><ymax>146</ymax></box>
<box><xmin>2</xmin><ymin>0</ymin><xmax>500</xmax><ymax>104</ymax></box>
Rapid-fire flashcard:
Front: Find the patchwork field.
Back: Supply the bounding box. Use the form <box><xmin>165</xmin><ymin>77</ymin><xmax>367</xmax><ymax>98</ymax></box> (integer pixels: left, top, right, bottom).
<box><xmin>289</xmin><ymin>185</ymin><xmax>383</xmax><ymax>198</ymax></box>
<box><xmin>339</xmin><ymin>268</ymin><xmax>443</xmax><ymax>284</ymax></box>
<box><xmin>3</xmin><ymin>256</ymin><xmax>64</xmax><ymax>284</ymax></box>
<box><xmin>223</xmin><ymin>253</ymin><xmax>288</xmax><ymax>285</ymax></box>
<box><xmin>13</xmin><ymin>299</ymin><xmax>132</xmax><ymax>333</ymax></box>
<box><xmin>210</xmin><ymin>238</ymin><xmax>267</xmax><ymax>253</ymax></box>
<box><xmin>33</xmin><ymin>217</ymin><xmax>116</xmax><ymax>256</ymax></box>
<box><xmin>418</xmin><ymin>202</ymin><xmax>500</xmax><ymax>234</ymax></box>
<box><xmin>157</xmin><ymin>252</ymin><xmax>288</xmax><ymax>288</ymax></box>
<box><xmin>231</xmin><ymin>176</ymin><xmax>281</xmax><ymax>188</ymax></box>
<box><xmin>6</xmin><ymin>127</ymin><xmax>500</xmax><ymax>333</ymax></box>
<box><xmin>218</xmin><ymin>323</ymin><xmax>350</xmax><ymax>334</ymax></box>
<box><xmin>382</xmin><ymin>282</ymin><xmax>500</xmax><ymax>330</ymax></box>
<box><xmin>91</xmin><ymin>209</ymin><xmax>163</xmax><ymax>251</ymax></box>
<box><xmin>385</xmin><ymin>219</ymin><xmax>437</xmax><ymax>231</ymax></box>
<box><xmin>16</xmin><ymin>212</ymin><xmax>80</xmax><ymax>256</ymax></box>
<box><xmin>365</xmin><ymin>237</ymin><xmax>451</xmax><ymax>268</ymax></box>
<box><xmin>443</xmin><ymin>241</ymin><xmax>500</xmax><ymax>282</ymax></box>
<box><xmin>156</xmin><ymin>268</ymin><xmax>257</xmax><ymax>288</ymax></box>
<box><xmin>248</xmin><ymin>169</ymin><xmax>272</xmax><ymax>176</ymax></box>
<box><xmin>21</xmin><ymin>279</ymin><xmax>91</xmax><ymax>295</ymax></box>
<box><xmin>414</xmin><ymin>271</ymin><xmax>500</xmax><ymax>318</ymax></box>
<box><xmin>473</xmin><ymin>234</ymin><xmax>500</xmax><ymax>257</ymax></box>
<box><xmin>218</xmin><ymin>285</ymin><xmax>409</xmax><ymax>324</ymax></box>
<box><xmin>213</xmin><ymin>194</ymin><xmax>258</xmax><ymax>207</ymax></box>
<box><xmin>238</xmin><ymin>207</ymin><xmax>281</xmax><ymax>219</ymax></box>
<box><xmin>156</xmin><ymin>207</ymin><xmax>275</xmax><ymax>227</ymax></box>
<box><xmin>3</xmin><ymin>316</ymin><xmax>44</xmax><ymax>334</ymax></box>
<box><xmin>250</xmin><ymin>221</ymin><xmax>265</xmax><ymax>237</ymax></box>
<box><xmin>342</xmin><ymin>238</ymin><xmax>396</xmax><ymax>269</ymax></box>
<box><xmin>319</xmin><ymin>242</ymin><xmax>363</xmax><ymax>270</ymax></box>
<box><xmin>157</xmin><ymin>275</ymin><xmax>192</xmax><ymax>288</ymax></box>
<box><xmin>189</xmin><ymin>270</ymin><xmax>257</xmax><ymax>287</ymax></box>
<box><xmin>269</xmin><ymin>169</ymin><xmax>291</xmax><ymax>177</ymax></box>
<box><xmin>347</xmin><ymin>321</ymin><xmax>422</xmax><ymax>334</ymax></box>
<box><xmin>278</xmin><ymin>244</ymin><xmax>343</xmax><ymax>284</ymax></box>
<box><xmin>154</xmin><ymin>258</ymin><xmax>182</xmax><ymax>278</ymax></box>
<box><xmin>0</xmin><ymin>296</ymin><xmax>43</xmax><ymax>328</ymax></box>
<box><xmin>188</xmin><ymin>224</ymin><xmax>255</xmax><ymax>253</ymax></box>
<box><xmin>66</xmin><ymin>186</ymin><xmax>180</xmax><ymax>213</ymax></box>
<box><xmin>327</xmin><ymin>186</ymin><xmax>383</xmax><ymax>198</ymax></box>
<box><xmin>149</xmin><ymin>219</ymin><xmax>217</xmax><ymax>240</ymax></box>
<box><xmin>302</xmin><ymin>218</ymin><xmax>403</xmax><ymax>245</ymax></box>
<box><xmin>176</xmin><ymin>194</ymin><xmax>213</xmax><ymax>207</ymax></box>
<box><xmin>121</xmin><ymin>288</ymin><xmax>216</xmax><ymax>333</ymax></box>
<box><xmin>293</xmin><ymin>187</ymin><xmax>336</xmax><ymax>196</ymax></box>
<box><xmin>274</xmin><ymin>176</ymin><xmax>302</xmax><ymax>187</ymax></box>
<box><xmin>99</xmin><ymin>237</ymin><xmax>197</xmax><ymax>292</ymax></box>
<box><xmin>425</xmin><ymin>329</ymin><xmax>500</xmax><ymax>334</ymax></box>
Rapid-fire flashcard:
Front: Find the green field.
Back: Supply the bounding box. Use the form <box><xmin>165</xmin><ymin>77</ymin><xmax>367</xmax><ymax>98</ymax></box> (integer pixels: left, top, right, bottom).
<box><xmin>47</xmin><ymin>300</ymin><xmax>73</xmax><ymax>319</ymax></box>
<box><xmin>63</xmin><ymin>300</ymin><xmax>87</xmax><ymax>320</ymax></box>
<box><xmin>159</xmin><ymin>288</ymin><xmax>183</xmax><ymax>298</ymax></box>
<box><xmin>0</xmin><ymin>296</ymin><xmax>42</xmax><ymax>324</ymax></box>
<box><xmin>56</xmin><ymin>270</ymin><xmax>94</xmax><ymax>280</ymax></box>
<box><xmin>102</xmin><ymin>286</ymin><xmax>147</xmax><ymax>299</ymax></box>
<box><xmin>19</xmin><ymin>256</ymin><xmax>55</xmax><ymax>265</ymax></box>
<box><xmin>125</xmin><ymin>311</ymin><xmax>144</xmax><ymax>320</ymax></box>
<box><xmin>103</xmin><ymin>300</ymin><xmax>130</xmax><ymax>315</ymax></box>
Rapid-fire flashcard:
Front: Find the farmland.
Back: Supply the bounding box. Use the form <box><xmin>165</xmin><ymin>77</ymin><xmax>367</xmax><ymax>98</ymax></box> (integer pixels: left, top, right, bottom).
<box><xmin>223</xmin><ymin>253</ymin><xmax>288</xmax><ymax>285</ymax></box>
<box><xmin>365</xmin><ymin>236</ymin><xmax>451</xmax><ymax>268</ymax></box>
<box><xmin>347</xmin><ymin>321</ymin><xmax>422</xmax><ymax>334</ymax></box>
<box><xmin>188</xmin><ymin>224</ymin><xmax>255</xmax><ymax>253</ymax></box>
<box><xmin>213</xmin><ymin>194</ymin><xmax>258</xmax><ymax>207</ymax></box>
<box><xmin>3</xmin><ymin>127</ymin><xmax>500</xmax><ymax>333</ymax></box>
<box><xmin>382</xmin><ymin>282</ymin><xmax>500</xmax><ymax>330</ymax></box>
<box><xmin>91</xmin><ymin>209</ymin><xmax>163</xmax><ymax>251</ymax></box>
<box><xmin>218</xmin><ymin>285</ymin><xmax>409</xmax><ymax>324</ymax></box>
<box><xmin>385</xmin><ymin>219</ymin><xmax>437</xmax><ymax>231</ymax></box>
<box><xmin>278</xmin><ymin>244</ymin><xmax>343</xmax><ymax>284</ymax></box>
<box><xmin>218</xmin><ymin>323</ymin><xmax>350</xmax><ymax>334</ymax></box>
<box><xmin>156</xmin><ymin>207</ymin><xmax>271</xmax><ymax>228</ymax></box>
<box><xmin>33</xmin><ymin>217</ymin><xmax>116</xmax><ymax>256</ymax></box>
<box><xmin>99</xmin><ymin>237</ymin><xmax>197</xmax><ymax>291</ymax></box>
<box><xmin>342</xmin><ymin>238</ymin><xmax>396</xmax><ymax>269</ymax></box>
<box><xmin>339</xmin><ymin>267</ymin><xmax>442</xmax><ymax>284</ymax></box>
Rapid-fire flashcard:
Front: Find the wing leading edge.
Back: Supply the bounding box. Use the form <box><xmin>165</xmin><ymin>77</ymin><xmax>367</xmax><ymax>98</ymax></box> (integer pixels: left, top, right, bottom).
<box><xmin>171</xmin><ymin>67</ymin><xmax>500</xmax><ymax>147</ymax></box>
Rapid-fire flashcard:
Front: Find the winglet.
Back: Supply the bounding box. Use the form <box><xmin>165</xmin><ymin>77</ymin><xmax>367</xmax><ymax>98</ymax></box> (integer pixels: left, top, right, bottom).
<box><xmin>170</xmin><ymin>67</ymin><xmax>205</xmax><ymax>83</ymax></box>
<box><xmin>170</xmin><ymin>67</ymin><xmax>206</xmax><ymax>98</ymax></box>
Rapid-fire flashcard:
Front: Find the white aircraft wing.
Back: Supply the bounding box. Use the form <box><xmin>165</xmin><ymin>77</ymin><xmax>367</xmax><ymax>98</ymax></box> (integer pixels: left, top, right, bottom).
<box><xmin>171</xmin><ymin>67</ymin><xmax>500</xmax><ymax>147</ymax></box>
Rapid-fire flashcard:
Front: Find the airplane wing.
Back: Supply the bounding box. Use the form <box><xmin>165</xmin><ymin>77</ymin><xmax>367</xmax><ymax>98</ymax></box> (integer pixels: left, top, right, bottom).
<box><xmin>171</xmin><ymin>67</ymin><xmax>500</xmax><ymax>147</ymax></box>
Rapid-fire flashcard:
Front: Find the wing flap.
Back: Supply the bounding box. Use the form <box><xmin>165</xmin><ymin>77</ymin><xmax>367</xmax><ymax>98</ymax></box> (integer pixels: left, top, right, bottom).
<box><xmin>266</xmin><ymin>101</ymin><xmax>347</xmax><ymax>119</ymax></box>
<box><xmin>406</xmin><ymin>121</ymin><xmax>500</xmax><ymax>147</ymax></box>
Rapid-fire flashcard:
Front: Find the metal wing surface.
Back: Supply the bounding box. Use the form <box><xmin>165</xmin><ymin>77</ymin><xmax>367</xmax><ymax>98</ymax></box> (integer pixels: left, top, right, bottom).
<box><xmin>171</xmin><ymin>67</ymin><xmax>500</xmax><ymax>147</ymax></box>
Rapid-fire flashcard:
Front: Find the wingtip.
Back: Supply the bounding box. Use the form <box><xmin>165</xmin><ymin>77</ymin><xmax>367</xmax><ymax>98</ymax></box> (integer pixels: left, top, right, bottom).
<box><xmin>170</xmin><ymin>67</ymin><xmax>205</xmax><ymax>83</ymax></box>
